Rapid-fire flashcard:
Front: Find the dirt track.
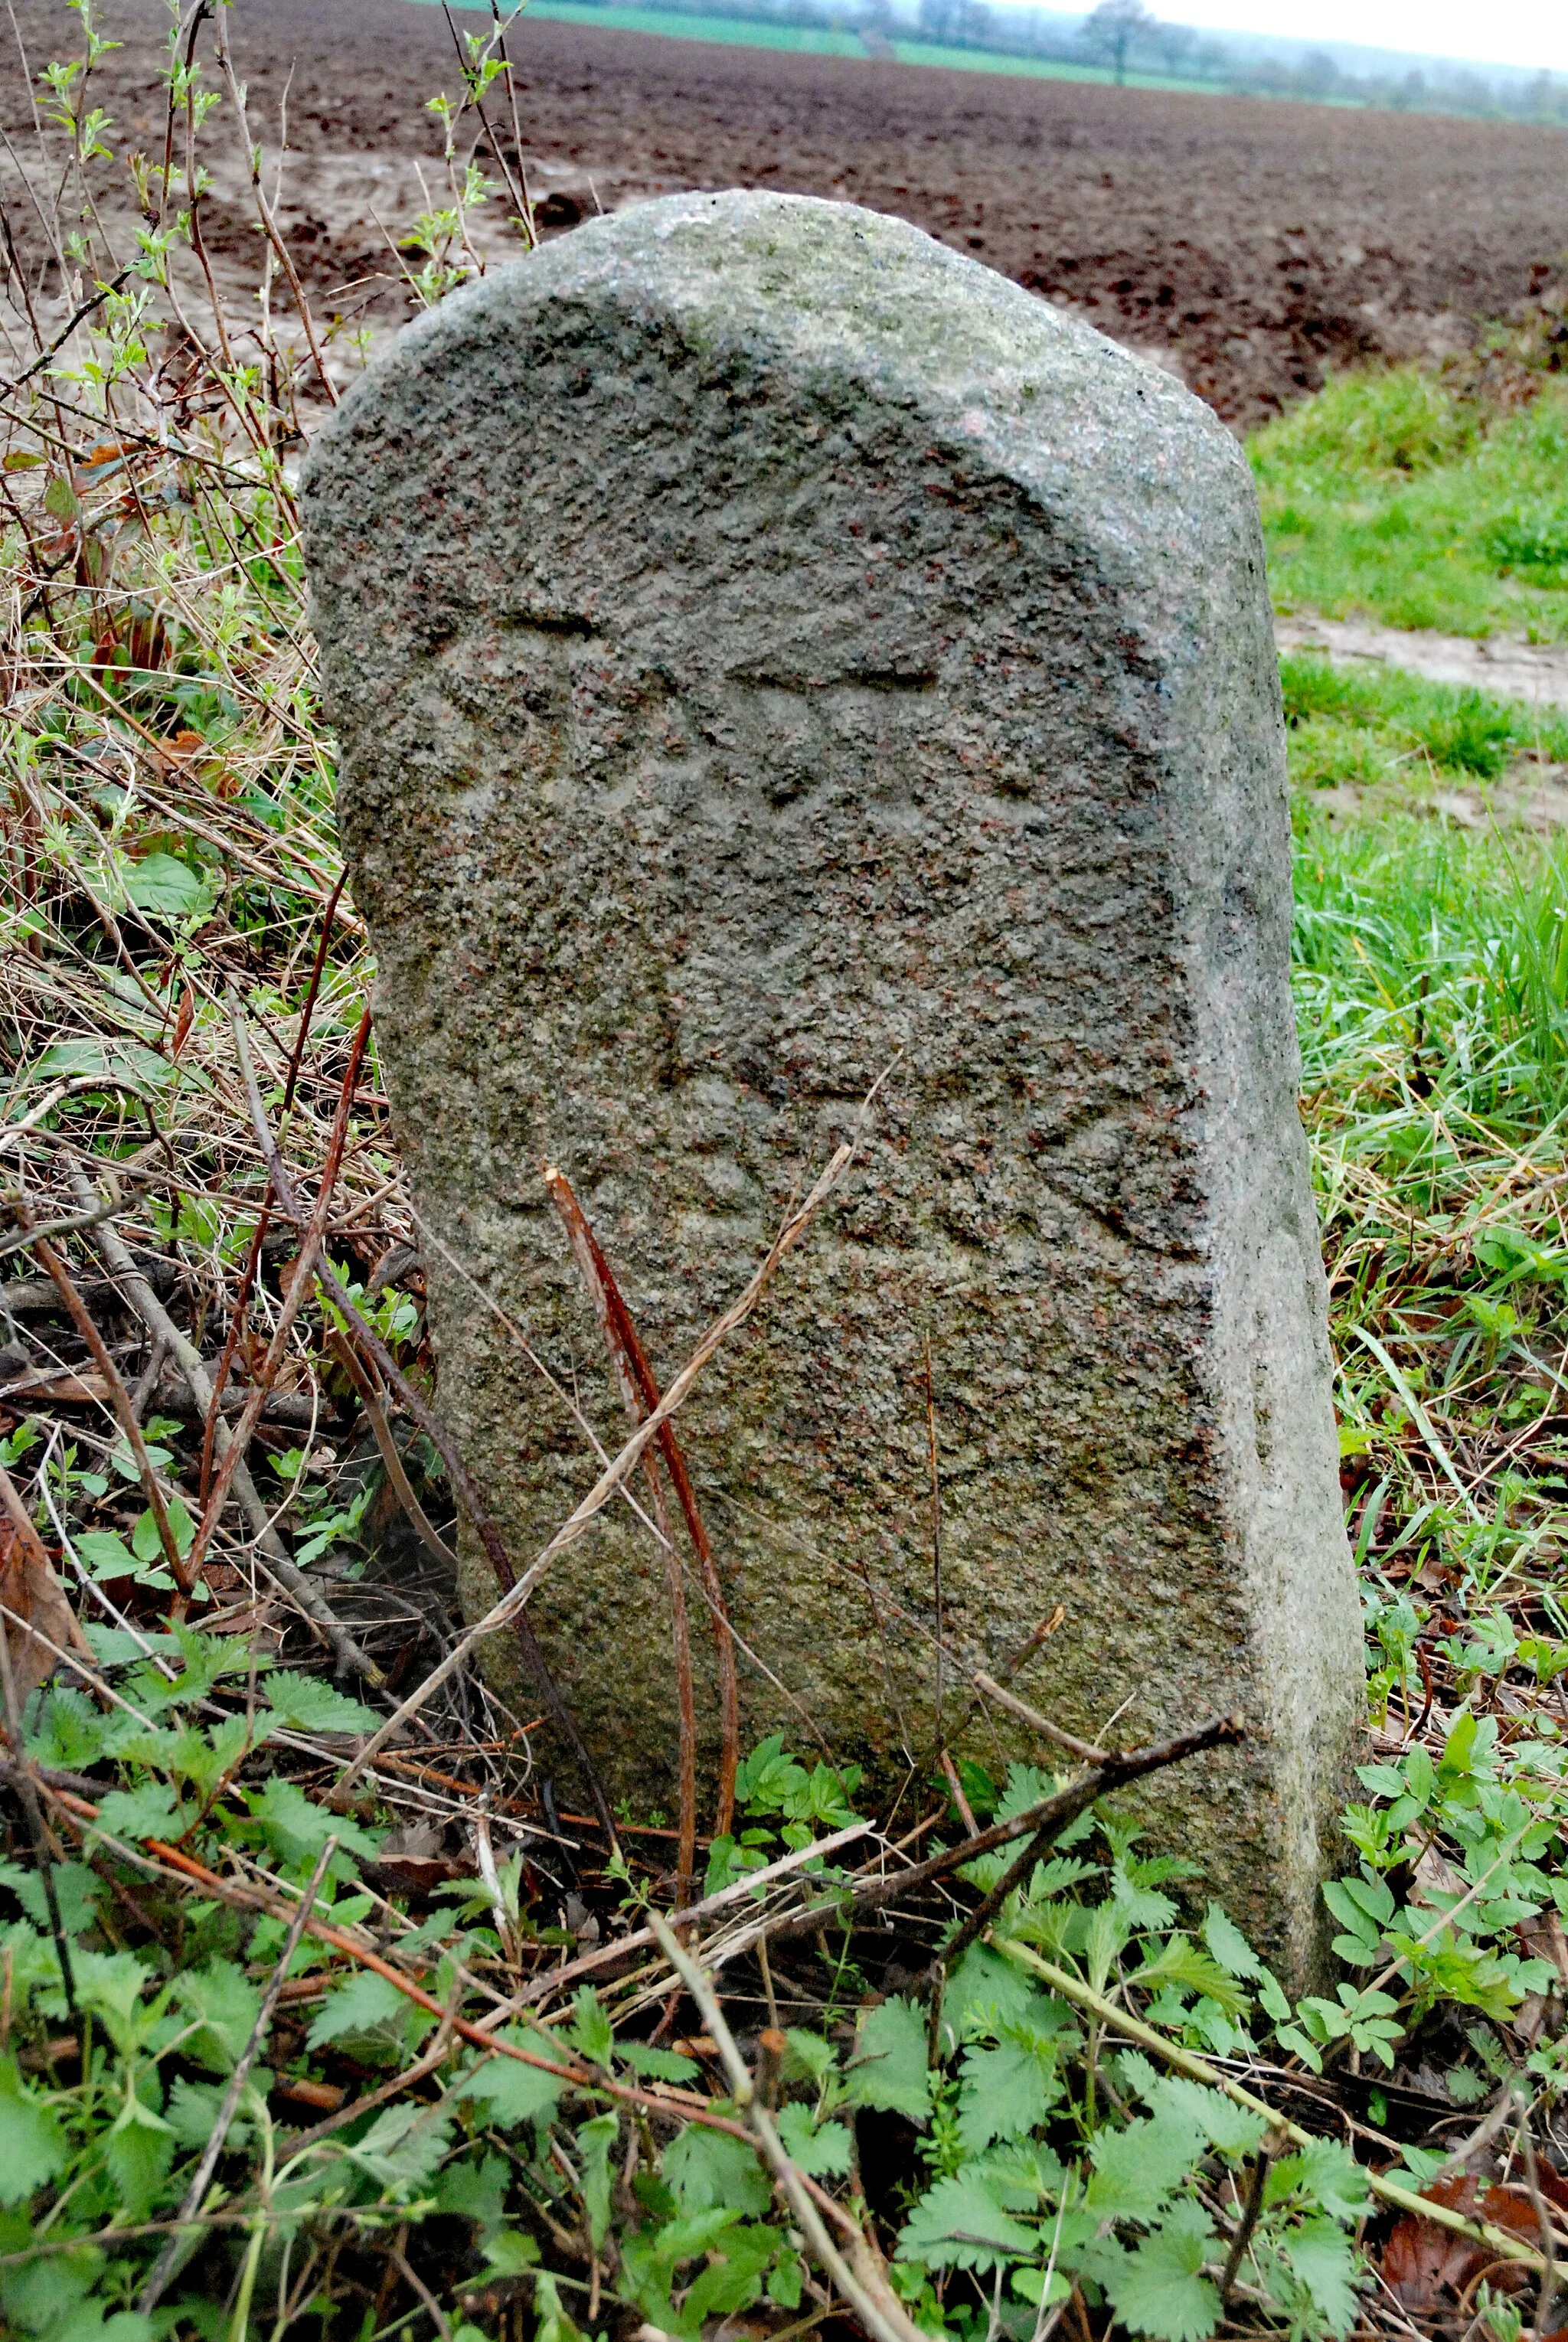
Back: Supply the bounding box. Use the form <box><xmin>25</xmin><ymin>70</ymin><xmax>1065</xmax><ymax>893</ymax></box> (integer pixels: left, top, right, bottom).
<box><xmin>8</xmin><ymin>0</ymin><xmax>1568</xmax><ymax>423</ymax></box>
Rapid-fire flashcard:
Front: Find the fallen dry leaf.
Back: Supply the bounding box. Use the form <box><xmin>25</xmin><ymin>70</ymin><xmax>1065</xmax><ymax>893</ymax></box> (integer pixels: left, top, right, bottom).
<box><xmin>271</xmin><ymin>2076</ymin><xmax>345</xmax><ymax>2114</ymax></box>
<box><xmin>1380</xmin><ymin>2171</ymin><xmax>1553</xmax><ymax>2314</ymax></box>
<box><xmin>0</xmin><ymin>1503</ymin><xmax>90</xmax><ymax>1701</ymax></box>
<box><xmin>0</xmin><ymin>1366</ymin><xmax>112</xmax><ymax>1404</ymax></box>
<box><xmin>171</xmin><ymin>983</ymin><xmax>195</xmax><ymax>1060</ymax></box>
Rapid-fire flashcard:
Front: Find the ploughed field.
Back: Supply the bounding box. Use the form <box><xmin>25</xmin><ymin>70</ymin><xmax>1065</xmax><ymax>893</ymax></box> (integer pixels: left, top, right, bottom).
<box><xmin>11</xmin><ymin>0</ymin><xmax>1568</xmax><ymax>426</ymax></box>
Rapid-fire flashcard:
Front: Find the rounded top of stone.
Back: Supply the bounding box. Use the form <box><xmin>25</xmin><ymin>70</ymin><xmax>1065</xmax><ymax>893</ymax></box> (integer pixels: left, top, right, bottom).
<box><xmin>306</xmin><ymin>190</ymin><xmax>1242</xmax><ymax>537</ymax></box>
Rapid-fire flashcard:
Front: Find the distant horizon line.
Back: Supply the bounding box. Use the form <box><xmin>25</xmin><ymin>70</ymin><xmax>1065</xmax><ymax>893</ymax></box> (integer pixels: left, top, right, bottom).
<box><xmin>969</xmin><ymin>4</ymin><xmax>1565</xmax><ymax>86</ymax></box>
<box><xmin>423</xmin><ymin>0</ymin><xmax>1568</xmax><ymax>111</ymax></box>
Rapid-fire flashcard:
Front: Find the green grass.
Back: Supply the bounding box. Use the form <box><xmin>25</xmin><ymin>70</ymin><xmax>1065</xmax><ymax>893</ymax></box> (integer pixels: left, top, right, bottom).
<box><xmin>1280</xmin><ymin>651</ymin><xmax>1568</xmax><ymax>807</ymax></box>
<box><xmin>1296</xmin><ymin>818</ymin><xmax>1568</xmax><ymax>1149</ymax></box>
<box><xmin>1252</xmin><ymin>365</ymin><xmax>1568</xmax><ymax>641</ymax></box>
<box><xmin>1292</xmin><ymin>815</ymin><xmax>1568</xmax><ymax>1809</ymax></box>
<box><xmin>878</xmin><ymin>38</ymin><xmax>1204</xmax><ymax>84</ymax></box>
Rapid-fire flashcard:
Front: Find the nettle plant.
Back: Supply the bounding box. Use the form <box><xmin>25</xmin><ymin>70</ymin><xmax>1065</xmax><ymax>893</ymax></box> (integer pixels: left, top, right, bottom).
<box><xmin>0</xmin><ymin>1471</ymin><xmax>1563</xmax><ymax>2342</ymax></box>
<box><xmin>0</xmin><ymin>1656</ymin><xmax>1383</xmax><ymax>2342</ymax></box>
<box><xmin>1319</xmin><ymin>1709</ymin><xmax>1567</xmax><ymax>2104</ymax></box>
<box><xmin>878</xmin><ymin>1775</ymin><xmax>1369</xmax><ymax>2342</ymax></box>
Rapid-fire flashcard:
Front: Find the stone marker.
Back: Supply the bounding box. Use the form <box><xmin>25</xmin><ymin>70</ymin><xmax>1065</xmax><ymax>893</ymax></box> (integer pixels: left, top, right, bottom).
<box><xmin>303</xmin><ymin>190</ymin><xmax>1361</xmax><ymax>1978</ymax></box>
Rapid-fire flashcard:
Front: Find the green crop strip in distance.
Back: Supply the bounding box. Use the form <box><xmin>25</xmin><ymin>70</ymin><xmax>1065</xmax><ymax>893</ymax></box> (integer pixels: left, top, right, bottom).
<box><xmin>419</xmin><ymin>0</ymin><xmax>1218</xmax><ymax>83</ymax></box>
<box><xmin>1279</xmin><ymin>652</ymin><xmax>1568</xmax><ymax>809</ymax></box>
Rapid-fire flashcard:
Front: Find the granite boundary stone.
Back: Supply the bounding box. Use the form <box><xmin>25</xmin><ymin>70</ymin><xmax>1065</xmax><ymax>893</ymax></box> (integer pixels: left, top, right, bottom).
<box><xmin>302</xmin><ymin>190</ymin><xmax>1363</xmax><ymax>1981</ymax></box>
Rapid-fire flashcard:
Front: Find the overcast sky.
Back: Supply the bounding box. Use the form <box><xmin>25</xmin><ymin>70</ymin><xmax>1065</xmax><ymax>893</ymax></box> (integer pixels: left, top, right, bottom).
<box><xmin>1149</xmin><ymin>0</ymin><xmax>1568</xmax><ymax>73</ymax></box>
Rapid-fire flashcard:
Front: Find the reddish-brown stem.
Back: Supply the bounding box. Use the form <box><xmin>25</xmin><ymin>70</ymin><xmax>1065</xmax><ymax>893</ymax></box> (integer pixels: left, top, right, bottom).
<box><xmin>227</xmin><ymin>996</ymin><xmax>619</xmax><ymax>1847</ymax></box>
<box><xmin>939</xmin><ymin>1749</ymin><xmax>978</xmax><ymax>1836</ymax></box>
<box><xmin>324</xmin><ymin>1330</ymin><xmax>456</xmax><ymax>1575</ymax></box>
<box><xmin>200</xmin><ymin>1210</ymin><xmax>268</xmax><ymax>1508</ymax></box>
<box><xmin>544</xmin><ymin>1163</ymin><xmax>740</xmax><ymax>1838</ymax></box>
<box><xmin>546</xmin><ymin>1165</ymin><xmax>698</xmax><ymax>1903</ymax></box>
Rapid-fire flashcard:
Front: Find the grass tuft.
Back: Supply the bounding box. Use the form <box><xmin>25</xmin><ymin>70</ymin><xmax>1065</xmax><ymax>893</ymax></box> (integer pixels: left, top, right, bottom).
<box><xmin>1281</xmin><ymin>652</ymin><xmax>1568</xmax><ymax>804</ymax></box>
<box><xmin>1253</xmin><ymin>364</ymin><xmax>1568</xmax><ymax>640</ymax></box>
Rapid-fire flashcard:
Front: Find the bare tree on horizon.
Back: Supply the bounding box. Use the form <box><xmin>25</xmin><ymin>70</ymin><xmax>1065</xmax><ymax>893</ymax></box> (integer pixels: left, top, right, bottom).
<box><xmin>1080</xmin><ymin>0</ymin><xmax>1155</xmax><ymax>83</ymax></box>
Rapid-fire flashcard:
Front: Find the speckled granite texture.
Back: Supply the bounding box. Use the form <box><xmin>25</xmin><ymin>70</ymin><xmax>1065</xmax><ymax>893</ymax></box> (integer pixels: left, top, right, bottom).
<box><xmin>303</xmin><ymin>189</ymin><xmax>1361</xmax><ymax>1981</ymax></box>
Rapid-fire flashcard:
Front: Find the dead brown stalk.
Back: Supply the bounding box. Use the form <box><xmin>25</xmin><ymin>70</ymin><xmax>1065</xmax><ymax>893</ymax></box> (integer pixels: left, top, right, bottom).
<box><xmin>545</xmin><ymin>1163</ymin><xmax>701</xmax><ymax>1903</ymax></box>
<box><xmin>25</xmin><ymin>1222</ymin><xmax>196</xmax><ymax>1602</ymax></box>
<box><xmin>227</xmin><ymin>994</ymin><xmax>616</xmax><ymax>1839</ymax></box>
<box><xmin>74</xmin><ymin>1185</ymin><xmax>384</xmax><ymax>1684</ymax></box>
<box><xmin>185</xmin><ymin>1001</ymin><xmax>372</xmax><ymax>1582</ymax></box>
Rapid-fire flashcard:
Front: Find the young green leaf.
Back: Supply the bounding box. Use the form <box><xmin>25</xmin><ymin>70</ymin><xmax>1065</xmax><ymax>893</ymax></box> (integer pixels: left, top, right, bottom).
<box><xmin>1118</xmin><ymin>2055</ymin><xmax>1267</xmax><ymax>2157</ymax></box>
<box><xmin>619</xmin><ymin>2041</ymin><xmax>700</xmax><ymax>2084</ymax></box>
<box><xmin>994</xmin><ymin>1762</ymin><xmax>1060</xmax><ymax>1822</ymax></box>
<box><xmin>482</xmin><ymin>2229</ymin><xmax>544</xmax><ymax>2278</ymax></box>
<box><xmin>260</xmin><ymin>1671</ymin><xmax>382</xmax><ymax>1734</ymax></box>
<box><xmin>1110</xmin><ymin>1856</ymin><xmax>1180</xmax><ymax>1933</ymax></box>
<box><xmin>0</xmin><ymin>1858</ymin><xmax>100</xmax><ymax>1937</ymax></box>
<box><xmin>171</xmin><ymin>1958</ymin><xmax>262</xmax><ymax>2073</ymax></box>
<box><xmin>956</xmin><ymin>2032</ymin><xmax>1063</xmax><ymax>2152</ymax></box>
<box><xmin>1276</xmin><ymin>2217</ymin><xmax>1364</xmax><ymax>2337</ymax></box>
<box><xmin>896</xmin><ymin>2167</ymin><xmax>1040</xmax><ymax>2272</ymax></box>
<box><xmin>844</xmin><ymin>1995</ymin><xmax>932</xmax><ymax>2124</ymax></box>
<box><xmin>782</xmin><ymin>2027</ymin><xmax>837</xmax><ymax>2086</ymax></box>
<box><xmin>0</xmin><ymin>2058</ymin><xmax>67</xmax><ymax>2206</ymax></box>
<box><xmin>308</xmin><ymin>1968</ymin><xmax>413</xmax><ymax>2049</ymax></box>
<box><xmin>245</xmin><ymin>1775</ymin><xmax>383</xmax><ymax>1868</ymax></box>
<box><xmin>733</xmin><ymin>1735</ymin><xmax>808</xmax><ymax>1813</ymax></box>
<box><xmin>348</xmin><ymin>2102</ymin><xmax>456</xmax><ymax>2194</ymax></box>
<box><xmin>119</xmin><ymin>849</ymin><xmax>212</xmax><ymax>919</ymax></box>
<box><xmin>1266</xmin><ymin>2138</ymin><xmax>1371</xmax><ymax>2224</ymax></box>
<box><xmin>105</xmin><ymin>2098</ymin><xmax>177</xmax><ymax>2223</ymax></box>
<box><xmin>1125</xmin><ymin>1937</ymin><xmax>1250</xmax><ymax>2018</ymax></box>
<box><xmin>1086</xmin><ymin>2112</ymin><xmax>1206</xmax><ymax>2222</ymax></box>
<box><xmin>681</xmin><ymin>2217</ymin><xmax>781</xmax><ymax>2324</ymax></box>
<box><xmin>567</xmin><ymin>1985</ymin><xmax>615</xmax><ymax>2068</ymax></box>
<box><xmin>75</xmin><ymin>1529</ymin><xmax>138</xmax><ymax>1581</ymax></box>
<box><xmin>93</xmin><ymin>1782</ymin><xmax>188</xmax><ymax>1845</ymax></box>
<box><xmin>436</xmin><ymin>2151</ymin><xmax>511</xmax><ymax>2236</ymax></box>
<box><xmin>165</xmin><ymin>2073</ymin><xmax>263</xmax><ymax>2154</ymax></box>
<box><xmin>456</xmin><ymin>2038</ymin><xmax>562</xmax><ymax>2127</ymax></box>
<box><xmin>1096</xmin><ymin>2206</ymin><xmax>1221</xmax><ymax>2342</ymax></box>
<box><xmin>942</xmin><ymin>1944</ymin><xmax>1050</xmax><ymax>2040</ymax></box>
<box><xmin>663</xmin><ymin>2125</ymin><xmax>772</xmax><ymax>2216</ymax></box>
<box><xmin>1201</xmin><ymin>1903</ymin><xmax>1265</xmax><ymax>1982</ymax></box>
<box><xmin>25</xmin><ymin>1687</ymin><xmax>108</xmax><ymax>1772</ymax></box>
<box><xmin>574</xmin><ymin>2112</ymin><xmax>618</xmax><ymax>2249</ymax></box>
<box><xmin>776</xmin><ymin>2103</ymin><xmax>854</xmax><ymax>2176</ymax></box>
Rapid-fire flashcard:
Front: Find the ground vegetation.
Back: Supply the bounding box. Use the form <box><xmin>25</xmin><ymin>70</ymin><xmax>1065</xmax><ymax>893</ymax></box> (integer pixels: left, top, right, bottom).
<box><xmin>1256</xmin><ymin>359</ymin><xmax>1568</xmax><ymax>642</ymax></box>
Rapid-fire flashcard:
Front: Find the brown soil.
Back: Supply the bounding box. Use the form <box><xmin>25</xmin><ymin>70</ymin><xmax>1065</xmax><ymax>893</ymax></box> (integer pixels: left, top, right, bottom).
<box><xmin>8</xmin><ymin>0</ymin><xmax>1568</xmax><ymax>424</ymax></box>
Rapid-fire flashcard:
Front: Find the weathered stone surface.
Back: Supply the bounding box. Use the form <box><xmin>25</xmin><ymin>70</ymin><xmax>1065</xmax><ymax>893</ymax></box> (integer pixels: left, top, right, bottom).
<box><xmin>303</xmin><ymin>190</ymin><xmax>1361</xmax><ymax>1978</ymax></box>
